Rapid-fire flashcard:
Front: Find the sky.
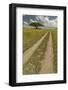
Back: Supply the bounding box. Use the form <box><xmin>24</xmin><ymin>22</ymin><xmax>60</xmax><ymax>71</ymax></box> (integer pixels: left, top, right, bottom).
<box><xmin>23</xmin><ymin>15</ymin><xmax>57</xmax><ymax>28</ymax></box>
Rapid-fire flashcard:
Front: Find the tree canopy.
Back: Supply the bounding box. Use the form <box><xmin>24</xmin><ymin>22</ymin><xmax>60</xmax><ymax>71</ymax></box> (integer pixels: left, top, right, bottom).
<box><xmin>29</xmin><ymin>22</ymin><xmax>44</xmax><ymax>29</ymax></box>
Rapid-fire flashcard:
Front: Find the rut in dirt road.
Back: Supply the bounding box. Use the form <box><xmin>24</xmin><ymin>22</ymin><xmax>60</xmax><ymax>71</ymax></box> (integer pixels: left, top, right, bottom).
<box><xmin>23</xmin><ymin>32</ymin><xmax>48</xmax><ymax>64</ymax></box>
<box><xmin>39</xmin><ymin>32</ymin><xmax>54</xmax><ymax>74</ymax></box>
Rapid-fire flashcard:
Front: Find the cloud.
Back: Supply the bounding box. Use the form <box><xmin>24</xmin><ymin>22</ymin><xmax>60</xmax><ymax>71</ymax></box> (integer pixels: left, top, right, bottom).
<box><xmin>24</xmin><ymin>21</ymin><xmax>28</xmax><ymax>27</ymax></box>
<box><xmin>36</xmin><ymin>16</ymin><xmax>45</xmax><ymax>22</ymax></box>
<box><xmin>36</xmin><ymin>16</ymin><xmax>40</xmax><ymax>21</ymax></box>
<box><xmin>23</xmin><ymin>15</ymin><xmax>57</xmax><ymax>28</ymax></box>
<box><xmin>36</xmin><ymin>16</ymin><xmax>57</xmax><ymax>28</ymax></box>
<box><xmin>48</xmin><ymin>18</ymin><xmax>57</xmax><ymax>27</ymax></box>
<box><xmin>24</xmin><ymin>21</ymin><xmax>28</xmax><ymax>25</ymax></box>
<box><xmin>30</xmin><ymin>19</ymin><xmax>37</xmax><ymax>23</ymax></box>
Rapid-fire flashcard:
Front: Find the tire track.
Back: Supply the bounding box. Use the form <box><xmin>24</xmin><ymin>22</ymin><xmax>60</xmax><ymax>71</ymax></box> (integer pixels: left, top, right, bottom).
<box><xmin>39</xmin><ymin>32</ymin><xmax>54</xmax><ymax>74</ymax></box>
<box><xmin>23</xmin><ymin>32</ymin><xmax>48</xmax><ymax>64</ymax></box>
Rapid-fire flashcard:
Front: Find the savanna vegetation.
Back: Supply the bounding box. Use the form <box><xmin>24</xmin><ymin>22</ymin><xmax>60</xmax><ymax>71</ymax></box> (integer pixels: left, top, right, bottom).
<box><xmin>23</xmin><ymin>28</ymin><xmax>48</xmax><ymax>52</ymax></box>
<box><xmin>29</xmin><ymin>22</ymin><xmax>44</xmax><ymax>29</ymax></box>
<box><xmin>23</xmin><ymin>28</ymin><xmax>57</xmax><ymax>75</ymax></box>
<box><xmin>52</xmin><ymin>30</ymin><xmax>57</xmax><ymax>73</ymax></box>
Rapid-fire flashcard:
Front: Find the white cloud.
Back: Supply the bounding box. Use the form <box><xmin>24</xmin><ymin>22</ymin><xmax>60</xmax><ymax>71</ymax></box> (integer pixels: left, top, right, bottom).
<box><xmin>36</xmin><ymin>16</ymin><xmax>57</xmax><ymax>28</ymax></box>
<box><xmin>36</xmin><ymin>16</ymin><xmax>40</xmax><ymax>21</ymax></box>
<box><xmin>24</xmin><ymin>16</ymin><xmax>57</xmax><ymax>28</ymax></box>
<box><xmin>30</xmin><ymin>19</ymin><xmax>37</xmax><ymax>23</ymax></box>
<box><xmin>24</xmin><ymin>21</ymin><xmax>28</xmax><ymax>25</ymax></box>
<box><xmin>48</xmin><ymin>18</ymin><xmax>57</xmax><ymax>27</ymax></box>
<box><xmin>36</xmin><ymin>16</ymin><xmax>45</xmax><ymax>22</ymax></box>
<box><xmin>24</xmin><ymin>21</ymin><xmax>28</xmax><ymax>27</ymax></box>
<box><xmin>30</xmin><ymin>19</ymin><xmax>34</xmax><ymax>22</ymax></box>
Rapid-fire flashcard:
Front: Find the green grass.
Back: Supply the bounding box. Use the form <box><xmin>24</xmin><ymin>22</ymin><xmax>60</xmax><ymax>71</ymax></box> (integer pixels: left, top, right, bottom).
<box><xmin>23</xmin><ymin>28</ymin><xmax>49</xmax><ymax>52</ymax></box>
<box><xmin>23</xmin><ymin>28</ymin><xmax>57</xmax><ymax>75</ymax></box>
<box><xmin>52</xmin><ymin>30</ymin><xmax>57</xmax><ymax>73</ymax></box>
<box><xmin>23</xmin><ymin>28</ymin><xmax>49</xmax><ymax>75</ymax></box>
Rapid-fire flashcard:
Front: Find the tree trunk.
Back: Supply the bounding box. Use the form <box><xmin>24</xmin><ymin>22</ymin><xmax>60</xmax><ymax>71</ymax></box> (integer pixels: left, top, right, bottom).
<box><xmin>35</xmin><ymin>26</ymin><xmax>38</xmax><ymax>29</ymax></box>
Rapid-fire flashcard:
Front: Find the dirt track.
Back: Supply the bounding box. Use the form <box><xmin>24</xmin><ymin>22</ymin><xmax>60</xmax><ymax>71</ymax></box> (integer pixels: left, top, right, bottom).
<box><xmin>39</xmin><ymin>32</ymin><xmax>54</xmax><ymax>74</ymax></box>
<box><xmin>23</xmin><ymin>32</ymin><xmax>48</xmax><ymax>64</ymax></box>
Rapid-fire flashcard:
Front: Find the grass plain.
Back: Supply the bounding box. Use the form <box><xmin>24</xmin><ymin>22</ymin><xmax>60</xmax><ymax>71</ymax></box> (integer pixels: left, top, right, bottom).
<box><xmin>23</xmin><ymin>28</ymin><xmax>57</xmax><ymax>75</ymax></box>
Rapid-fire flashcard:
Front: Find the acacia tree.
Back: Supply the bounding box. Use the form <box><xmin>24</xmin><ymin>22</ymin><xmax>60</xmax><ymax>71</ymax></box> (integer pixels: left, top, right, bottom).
<box><xmin>29</xmin><ymin>22</ymin><xmax>44</xmax><ymax>29</ymax></box>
